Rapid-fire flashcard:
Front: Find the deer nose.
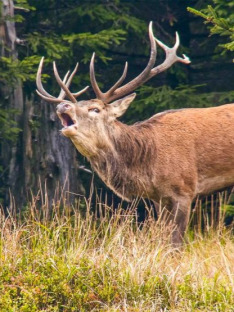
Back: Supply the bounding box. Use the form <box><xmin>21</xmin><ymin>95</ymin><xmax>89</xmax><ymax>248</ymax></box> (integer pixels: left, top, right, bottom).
<box><xmin>56</xmin><ymin>103</ymin><xmax>72</xmax><ymax>114</ymax></box>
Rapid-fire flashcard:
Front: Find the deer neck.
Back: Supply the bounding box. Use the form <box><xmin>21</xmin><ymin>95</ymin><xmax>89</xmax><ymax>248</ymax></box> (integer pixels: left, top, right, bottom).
<box><xmin>70</xmin><ymin>122</ymin><xmax>114</xmax><ymax>158</ymax></box>
<box><xmin>88</xmin><ymin>120</ymin><xmax>156</xmax><ymax>200</ymax></box>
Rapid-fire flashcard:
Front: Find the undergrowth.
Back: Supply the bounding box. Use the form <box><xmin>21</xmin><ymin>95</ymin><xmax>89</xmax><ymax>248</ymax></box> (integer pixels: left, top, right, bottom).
<box><xmin>0</xmin><ymin>188</ymin><xmax>233</xmax><ymax>311</ymax></box>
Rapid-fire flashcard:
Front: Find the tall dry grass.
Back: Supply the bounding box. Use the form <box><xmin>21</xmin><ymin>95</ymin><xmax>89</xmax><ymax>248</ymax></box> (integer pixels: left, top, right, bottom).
<box><xmin>0</xmin><ymin>185</ymin><xmax>233</xmax><ymax>311</ymax></box>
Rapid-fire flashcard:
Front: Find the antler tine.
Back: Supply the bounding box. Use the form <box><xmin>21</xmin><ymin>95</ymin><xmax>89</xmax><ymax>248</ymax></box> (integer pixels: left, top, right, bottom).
<box><xmin>63</xmin><ymin>63</ymin><xmax>79</xmax><ymax>91</ymax></box>
<box><xmin>150</xmin><ymin>32</ymin><xmax>191</xmax><ymax>77</ymax></box>
<box><xmin>36</xmin><ymin>57</ymin><xmax>73</xmax><ymax>103</ymax></box>
<box><xmin>58</xmin><ymin>63</ymin><xmax>78</xmax><ymax>99</ymax></box>
<box><xmin>90</xmin><ymin>52</ymin><xmax>128</xmax><ymax>102</ymax></box>
<box><xmin>36</xmin><ymin>57</ymin><xmax>56</xmax><ymax>100</ymax></box>
<box><xmin>59</xmin><ymin>62</ymin><xmax>89</xmax><ymax>99</ymax></box>
<box><xmin>37</xmin><ymin>58</ymin><xmax>89</xmax><ymax>103</ymax></box>
<box><xmin>174</xmin><ymin>31</ymin><xmax>180</xmax><ymax>50</ymax></box>
<box><xmin>73</xmin><ymin>85</ymin><xmax>89</xmax><ymax>98</ymax></box>
<box><xmin>36</xmin><ymin>89</ymin><xmax>62</xmax><ymax>103</ymax></box>
<box><xmin>107</xmin><ymin>21</ymin><xmax>157</xmax><ymax>103</ymax></box>
<box><xmin>90</xmin><ymin>21</ymin><xmax>157</xmax><ymax>104</ymax></box>
<box><xmin>90</xmin><ymin>52</ymin><xmax>104</xmax><ymax>100</ymax></box>
<box><xmin>155</xmin><ymin>31</ymin><xmax>180</xmax><ymax>51</ymax></box>
<box><xmin>53</xmin><ymin>62</ymin><xmax>77</xmax><ymax>103</ymax></box>
<box><xmin>90</xmin><ymin>22</ymin><xmax>191</xmax><ymax>104</ymax></box>
<box><xmin>106</xmin><ymin>62</ymin><xmax>128</xmax><ymax>96</ymax></box>
<box><xmin>58</xmin><ymin>70</ymin><xmax>70</xmax><ymax>98</ymax></box>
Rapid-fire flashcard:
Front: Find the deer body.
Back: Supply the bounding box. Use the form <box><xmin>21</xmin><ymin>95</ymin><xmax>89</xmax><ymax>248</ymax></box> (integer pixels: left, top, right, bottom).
<box><xmin>87</xmin><ymin>104</ymin><xmax>234</xmax><ymax>201</ymax></box>
<box><xmin>36</xmin><ymin>22</ymin><xmax>234</xmax><ymax>245</ymax></box>
<box><xmin>63</xmin><ymin>102</ymin><xmax>234</xmax><ymax>245</ymax></box>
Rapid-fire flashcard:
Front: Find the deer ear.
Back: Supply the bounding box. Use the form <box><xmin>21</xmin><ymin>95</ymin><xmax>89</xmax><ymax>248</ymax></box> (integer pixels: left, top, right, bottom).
<box><xmin>108</xmin><ymin>93</ymin><xmax>136</xmax><ymax>118</ymax></box>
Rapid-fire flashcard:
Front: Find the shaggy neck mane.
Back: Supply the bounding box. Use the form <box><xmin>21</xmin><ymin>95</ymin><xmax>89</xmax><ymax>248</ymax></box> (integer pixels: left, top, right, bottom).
<box><xmin>89</xmin><ymin>119</ymin><xmax>157</xmax><ymax>200</ymax></box>
<box><xmin>111</xmin><ymin>120</ymin><xmax>156</xmax><ymax>166</ymax></box>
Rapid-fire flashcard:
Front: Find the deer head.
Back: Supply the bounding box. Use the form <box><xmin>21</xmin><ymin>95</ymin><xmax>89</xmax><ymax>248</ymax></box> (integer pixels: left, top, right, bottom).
<box><xmin>36</xmin><ymin>22</ymin><xmax>190</xmax><ymax>157</ymax></box>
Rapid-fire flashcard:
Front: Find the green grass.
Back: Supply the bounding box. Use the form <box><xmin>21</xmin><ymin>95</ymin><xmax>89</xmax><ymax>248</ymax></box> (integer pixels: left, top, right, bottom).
<box><xmin>0</xmin><ymin>191</ymin><xmax>233</xmax><ymax>311</ymax></box>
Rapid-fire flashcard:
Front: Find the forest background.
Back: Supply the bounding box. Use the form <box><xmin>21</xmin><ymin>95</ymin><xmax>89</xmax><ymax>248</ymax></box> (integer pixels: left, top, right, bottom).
<box><xmin>0</xmin><ymin>0</ymin><xmax>234</xmax><ymax>211</ymax></box>
<box><xmin>0</xmin><ymin>1</ymin><xmax>234</xmax><ymax>310</ymax></box>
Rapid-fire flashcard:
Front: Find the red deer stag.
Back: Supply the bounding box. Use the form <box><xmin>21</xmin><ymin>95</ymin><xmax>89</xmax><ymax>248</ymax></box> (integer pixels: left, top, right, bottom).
<box><xmin>36</xmin><ymin>22</ymin><xmax>234</xmax><ymax>246</ymax></box>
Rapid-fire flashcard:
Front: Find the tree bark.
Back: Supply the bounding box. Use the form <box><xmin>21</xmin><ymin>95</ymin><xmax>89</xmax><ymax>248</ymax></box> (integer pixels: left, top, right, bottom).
<box><xmin>0</xmin><ymin>0</ymin><xmax>85</xmax><ymax>210</ymax></box>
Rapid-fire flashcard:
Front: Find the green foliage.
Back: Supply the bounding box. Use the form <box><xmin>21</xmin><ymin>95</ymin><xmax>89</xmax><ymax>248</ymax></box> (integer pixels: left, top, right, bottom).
<box><xmin>72</xmin><ymin>3</ymin><xmax>146</xmax><ymax>33</ymax></box>
<box><xmin>2</xmin><ymin>0</ymin><xmax>35</xmax><ymax>23</ymax></box>
<box><xmin>0</xmin><ymin>56</ymin><xmax>42</xmax><ymax>84</ymax></box>
<box><xmin>11</xmin><ymin>0</ymin><xmax>148</xmax><ymax>96</ymax></box>
<box><xmin>125</xmin><ymin>85</ymin><xmax>234</xmax><ymax>123</ymax></box>
<box><xmin>222</xmin><ymin>204</ymin><xmax>234</xmax><ymax>217</ymax></box>
<box><xmin>0</xmin><ymin>107</ymin><xmax>21</xmax><ymax>142</ymax></box>
<box><xmin>26</xmin><ymin>33</ymin><xmax>70</xmax><ymax>60</ymax></box>
<box><xmin>14</xmin><ymin>0</ymin><xmax>35</xmax><ymax>12</ymax></box>
<box><xmin>188</xmin><ymin>1</ymin><xmax>234</xmax><ymax>52</ymax></box>
<box><xmin>2</xmin><ymin>0</ymin><xmax>232</xmax><ymax>115</ymax></box>
<box><xmin>62</xmin><ymin>28</ymin><xmax>127</xmax><ymax>64</ymax></box>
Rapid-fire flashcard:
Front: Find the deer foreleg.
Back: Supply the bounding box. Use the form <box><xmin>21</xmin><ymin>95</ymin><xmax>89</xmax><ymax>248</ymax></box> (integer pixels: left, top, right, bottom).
<box><xmin>158</xmin><ymin>197</ymin><xmax>191</xmax><ymax>247</ymax></box>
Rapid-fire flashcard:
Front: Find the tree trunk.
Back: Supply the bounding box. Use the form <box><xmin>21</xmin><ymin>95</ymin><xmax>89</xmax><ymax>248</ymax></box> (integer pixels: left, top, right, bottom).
<box><xmin>0</xmin><ymin>0</ymin><xmax>85</xmax><ymax>210</ymax></box>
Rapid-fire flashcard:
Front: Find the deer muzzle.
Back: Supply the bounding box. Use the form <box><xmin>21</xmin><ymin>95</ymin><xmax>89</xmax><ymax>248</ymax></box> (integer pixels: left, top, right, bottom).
<box><xmin>56</xmin><ymin>103</ymin><xmax>77</xmax><ymax>135</ymax></box>
<box><xmin>56</xmin><ymin>102</ymin><xmax>73</xmax><ymax>114</ymax></box>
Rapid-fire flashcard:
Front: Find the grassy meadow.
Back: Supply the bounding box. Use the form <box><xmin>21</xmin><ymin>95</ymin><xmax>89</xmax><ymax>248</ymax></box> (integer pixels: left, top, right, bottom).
<box><xmin>0</xmin><ymin>188</ymin><xmax>233</xmax><ymax>312</ymax></box>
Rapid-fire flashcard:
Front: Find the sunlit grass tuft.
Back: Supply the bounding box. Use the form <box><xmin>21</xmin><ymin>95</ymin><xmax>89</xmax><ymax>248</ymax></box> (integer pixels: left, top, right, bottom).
<box><xmin>0</xmin><ymin>190</ymin><xmax>233</xmax><ymax>311</ymax></box>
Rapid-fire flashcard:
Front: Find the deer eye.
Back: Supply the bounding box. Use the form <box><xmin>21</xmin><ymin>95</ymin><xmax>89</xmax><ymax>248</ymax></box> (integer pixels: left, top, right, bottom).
<box><xmin>89</xmin><ymin>108</ymin><xmax>100</xmax><ymax>113</ymax></box>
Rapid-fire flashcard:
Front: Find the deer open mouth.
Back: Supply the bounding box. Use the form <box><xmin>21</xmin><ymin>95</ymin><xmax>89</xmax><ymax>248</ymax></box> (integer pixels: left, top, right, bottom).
<box><xmin>60</xmin><ymin>113</ymin><xmax>76</xmax><ymax>128</ymax></box>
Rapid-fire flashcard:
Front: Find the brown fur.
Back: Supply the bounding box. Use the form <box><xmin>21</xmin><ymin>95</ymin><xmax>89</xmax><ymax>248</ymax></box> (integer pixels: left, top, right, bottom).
<box><xmin>89</xmin><ymin>120</ymin><xmax>157</xmax><ymax>200</ymax></box>
<box><xmin>37</xmin><ymin>25</ymin><xmax>232</xmax><ymax>246</ymax></box>
<box><xmin>90</xmin><ymin>104</ymin><xmax>234</xmax><ymax>201</ymax></box>
<box><xmin>55</xmin><ymin>97</ymin><xmax>234</xmax><ymax>246</ymax></box>
<box><xmin>36</xmin><ymin>25</ymin><xmax>197</xmax><ymax>246</ymax></box>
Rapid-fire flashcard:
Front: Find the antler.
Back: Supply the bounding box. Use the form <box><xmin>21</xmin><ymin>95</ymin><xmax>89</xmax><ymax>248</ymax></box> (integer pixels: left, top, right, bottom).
<box><xmin>36</xmin><ymin>57</ymin><xmax>89</xmax><ymax>103</ymax></box>
<box><xmin>90</xmin><ymin>22</ymin><xmax>190</xmax><ymax>104</ymax></box>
